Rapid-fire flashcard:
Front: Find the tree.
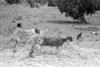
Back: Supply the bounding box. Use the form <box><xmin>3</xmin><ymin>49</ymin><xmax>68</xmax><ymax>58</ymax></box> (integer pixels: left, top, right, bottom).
<box><xmin>5</xmin><ymin>0</ymin><xmax>21</xmax><ymax>4</ymax></box>
<box><xmin>26</xmin><ymin>0</ymin><xmax>35</xmax><ymax>8</ymax></box>
<box><xmin>26</xmin><ymin>0</ymin><xmax>56</xmax><ymax>8</ymax></box>
<box><xmin>48</xmin><ymin>0</ymin><xmax>56</xmax><ymax>6</ymax></box>
<box><xmin>56</xmin><ymin>0</ymin><xmax>100</xmax><ymax>23</ymax></box>
<box><xmin>5</xmin><ymin>0</ymin><xmax>57</xmax><ymax>7</ymax></box>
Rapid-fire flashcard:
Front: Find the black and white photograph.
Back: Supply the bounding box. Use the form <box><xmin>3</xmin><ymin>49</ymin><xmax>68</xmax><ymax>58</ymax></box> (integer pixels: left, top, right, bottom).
<box><xmin>0</xmin><ymin>0</ymin><xmax>100</xmax><ymax>67</ymax></box>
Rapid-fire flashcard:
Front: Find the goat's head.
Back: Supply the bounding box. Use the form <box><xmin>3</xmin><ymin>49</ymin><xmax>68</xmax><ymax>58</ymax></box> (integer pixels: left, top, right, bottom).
<box><xmin>63</xmin><ymin>35</ymin><xmax>73</xmax><ymax>42</ymax></box>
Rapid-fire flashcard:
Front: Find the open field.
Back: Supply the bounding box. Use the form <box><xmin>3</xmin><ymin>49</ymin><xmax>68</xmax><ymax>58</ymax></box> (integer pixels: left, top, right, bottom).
<box><xmin>0</xmin><ymin>1</ymin><xmax>100</xmax><ymax>67</ymax></box>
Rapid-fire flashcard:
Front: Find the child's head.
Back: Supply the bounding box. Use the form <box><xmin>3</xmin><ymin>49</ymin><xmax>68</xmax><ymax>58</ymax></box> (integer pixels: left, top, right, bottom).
<box><xmin>17</xmin><ymin>23</ymin><xmax>22</xmax><ymax>28</ymax></box>
<box><xmin>35</xmin><ymin>28</ymin><xmax>40</xmax><ymax>34</ymax></box>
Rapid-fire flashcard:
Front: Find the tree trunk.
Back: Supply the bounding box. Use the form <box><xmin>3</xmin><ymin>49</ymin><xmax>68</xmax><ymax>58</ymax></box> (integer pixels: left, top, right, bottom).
<box><xmin>80</xmin><ymin>15</ymin><xmax>88</xmax><ymax>24</ymax></box>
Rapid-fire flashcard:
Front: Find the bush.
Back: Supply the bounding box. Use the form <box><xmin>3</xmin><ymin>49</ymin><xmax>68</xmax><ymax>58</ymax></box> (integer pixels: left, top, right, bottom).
<box><xmin>26</xmin><ymin>0</ymin><xmax>56</xmax><ymax>8</ymax></box>
<box><xmin>56</xmin><ymin>0</ymin><xmax>100</xmax><ymax>23</ymax></box>
<box><xmin>48</xmin><ymin>0</ymin><xmax>56</xmax><ymax>6</ymax></box>
<box><xmin>5</xmin><ymin>0</ymin><xmax>57</xmax><ymax>7</ymax></box>
<box><xmin>5</xmin><ymin>0</ymin><xmax>21</xmax><ymax>4</ymax></box>
<box><xmin>26</xmin><ymin>0</ymin><xmax>35</xmax><ymax>8</ymax></box>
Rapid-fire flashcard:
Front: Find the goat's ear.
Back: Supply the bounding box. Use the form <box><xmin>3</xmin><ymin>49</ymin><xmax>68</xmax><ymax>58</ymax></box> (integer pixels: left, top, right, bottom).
<box><xmin>35</xmin><ymin>28</ymin><xmax>40</xmax><ymax>34</ymax></box>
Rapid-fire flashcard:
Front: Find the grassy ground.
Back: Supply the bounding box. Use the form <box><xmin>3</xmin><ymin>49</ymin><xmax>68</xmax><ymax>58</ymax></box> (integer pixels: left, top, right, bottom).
<box><xmin>0</xmin><ymin>1</ymin><xmax>100</xmax><ymax>67</ymax></box>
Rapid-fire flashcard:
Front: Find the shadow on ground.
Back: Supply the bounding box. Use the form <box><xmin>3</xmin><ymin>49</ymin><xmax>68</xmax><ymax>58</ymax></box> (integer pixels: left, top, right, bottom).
<box><xmin>47</xmin><ymin>20</ymin><xmax>91</xmax><ymax>25</ymax></box>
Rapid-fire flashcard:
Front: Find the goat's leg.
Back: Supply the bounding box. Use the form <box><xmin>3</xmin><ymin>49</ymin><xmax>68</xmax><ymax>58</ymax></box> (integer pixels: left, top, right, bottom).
<box><xmin>13</xmin><ymin>39</ymin><xmax>19</xmax><ymax>48</ymax></box>
<box><xmin>19</xmin><ymin>45</ymin><xmax>35</xmax><ymax>60</ymax></box>
<box><xmin>28</xmin><ymin>45</ymin><xmax>34</xmax><ymax>57</ymax></box>
<box><xmin>29</xmin><ymin>48</ymin><xmax>34</xmax><ymax>57</ymax></box>
<box><xmin>28</xmin><ymin>44</ymin><xmax>42</xmax><ymax>57</ymax></box>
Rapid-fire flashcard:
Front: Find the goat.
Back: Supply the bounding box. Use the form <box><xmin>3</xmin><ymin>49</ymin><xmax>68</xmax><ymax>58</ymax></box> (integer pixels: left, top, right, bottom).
<box><xmin>40</xmin><ymin>35</ymin><xmax>73</xmax><ymax>49</ymax></box>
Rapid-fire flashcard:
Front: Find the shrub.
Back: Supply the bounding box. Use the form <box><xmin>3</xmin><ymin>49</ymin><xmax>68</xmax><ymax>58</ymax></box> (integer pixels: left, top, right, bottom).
<box><xmin>48</xmin><ymin>0</ymin><xmax>56</xmax><ymax>6</ymax></box>
<box><xmin>26</xmin><ymin>0</ymin><xmax>35</xmax><ymax>8</ymax></box>
<box><xmin>5</xmin><ymin>0</ymin><xmax>57</xmax><ymax>7</ymax></box>
<box><xmin>26</xmin><ymin>0</ymin><xmax>56</xmax><ymax>8</ymax></box>
<box><xmin>5</xmin><ymin>0</ymin><xmax>21</xmax><ymax>4</ymax></box>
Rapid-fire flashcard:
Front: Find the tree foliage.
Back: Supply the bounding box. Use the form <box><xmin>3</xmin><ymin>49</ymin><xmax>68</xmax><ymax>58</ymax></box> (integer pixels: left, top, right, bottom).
<box><xmin>48</xmin><ymin>0</ymin><xmax>56</xmax><ymax>6</ymax></box>
<box><xmin>26</xmin><ymin>0</ymin><xmax>56</xmax><ymax>7</ymax></box>
<box><xmin>5</xmin><ymin>0</ymin><xmax>21</xmax><ymax>4</ymax></box>
<box><xmin>5</xmin><ymin>0</ymin><xmax>56</xmax><ymax>7</ymax></box>
<box><xmin>56</xmin><ymin>0</ymin><xmax>100</xmax><ymax>23</ymax></box>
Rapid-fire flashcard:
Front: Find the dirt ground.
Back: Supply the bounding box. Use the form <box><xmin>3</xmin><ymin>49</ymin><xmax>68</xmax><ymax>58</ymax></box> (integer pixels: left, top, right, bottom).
<box><xmin>0</xmin><ymin>1</ymin><xmax>100</xmax><ymax>67</ymax></box>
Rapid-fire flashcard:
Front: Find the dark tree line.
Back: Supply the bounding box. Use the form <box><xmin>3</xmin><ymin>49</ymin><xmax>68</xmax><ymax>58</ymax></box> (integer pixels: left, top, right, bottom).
<box><xmin>26</xmin><ymin>0</ymin><xmax>56</xmax><ymax>7</ymax></box>
<box><xmin>5</xmin><ymin>0</ymin><xmax>21</xmax><ymax>4</ymax></box>
<box><xmin>4</xmin><ymin>0</ymin><xmax>100</xmax><ymax>23</ymax></box>
<box><xmin>4</xmin><ymin>0</ymin><xmax>56</xmax><ymax>7</ymax></box>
